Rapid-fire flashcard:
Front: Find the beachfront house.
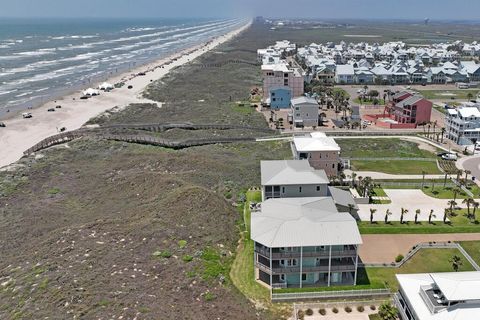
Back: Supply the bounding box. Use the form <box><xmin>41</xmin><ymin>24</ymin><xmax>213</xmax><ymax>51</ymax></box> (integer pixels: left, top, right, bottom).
<box><xmin>291</xmin><ymin>96</ymin><xmax>319</xmax><ymax>128</ymax></box>
<box><xmin>269</xmin><ymin>87</ymin><xmax>292</xmax><ymax>110</ymax></box>
<box><xmin>292</xmin><ymin>132</ymin><xmax>341</xmax><ymax>176</ymax></box>
<box><xmin>251</xmin><ymin>197</ymin><xmax>362</xmax><ymax>289</ymax></box>
<box><xmin>392</xmin><ymin>95</ymin><xmax>432</xmax><ymax>125</ymax></box>
<box><xmin>395</xmin><ymin>271</ymin><xmax>480</xmax><ymax>320</ymax></box>
<box><xmin>262</xmin><ymin>62</ymin><xmax>304</xmax><ymax>102</ymax></box>
<box><xmin>335</xmin><ymin>64</ymin><xmax>355</xmax><ymax>84</ymax></box>
<box><xmin>445</xmin><ymin>105</ymin><xmax>480</xmax><ymax>145</ymax></box>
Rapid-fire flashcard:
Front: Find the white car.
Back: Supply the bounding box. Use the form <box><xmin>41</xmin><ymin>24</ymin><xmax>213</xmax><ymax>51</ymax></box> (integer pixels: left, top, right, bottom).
<box><xmin>442</xmin><ymin>153</ymin><xmax>458</xmax><ymax>161</ymax></box>
<box><xmin>22</xmin><ymin>112</ymin><xmax>32</xmax><ymax>119</ymax></box>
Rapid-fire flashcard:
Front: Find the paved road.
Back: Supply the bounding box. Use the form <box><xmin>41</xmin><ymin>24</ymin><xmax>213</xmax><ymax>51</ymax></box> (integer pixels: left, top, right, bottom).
<box><xmin>344</xmin><ymin>170</ymin><xmax>445</xmax><ymax>180</ymax></box>
<box><xmin>461</xmin><ymin>156</ymin><xmax>480</xmax><ymax>183</ymax></box>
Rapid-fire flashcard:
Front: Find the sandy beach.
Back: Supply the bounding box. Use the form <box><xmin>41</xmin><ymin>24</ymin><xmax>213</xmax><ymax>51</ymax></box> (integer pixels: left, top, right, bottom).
<box><xmin>0</xmin><ymin>21</ymin><xmax>251</xmax><ymax>169</ymax></box>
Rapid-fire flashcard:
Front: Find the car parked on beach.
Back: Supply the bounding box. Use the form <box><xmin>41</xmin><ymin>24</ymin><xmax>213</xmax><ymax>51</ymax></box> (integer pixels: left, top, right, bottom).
<box><xmin>22</xmin><ymin>112</ymin><xmax>32</xmax><ymax>119</ymax></box>
<box><xmin>47</xmin><ymin>108</ymin><xmax>55</xmax><ymax>112</ymax></box>
<box><xmin>55</xmin><ymin>105</ymin><xmax>62</xmax><ymax>109</ymax></box>
<box><xmin>0</xmin><ymin>122</ymin><xmax>6</xmax><ymax>127</ymax></box>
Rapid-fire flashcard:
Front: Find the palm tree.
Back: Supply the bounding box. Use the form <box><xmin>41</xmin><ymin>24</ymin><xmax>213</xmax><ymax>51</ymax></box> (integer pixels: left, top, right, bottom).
<box><xmin>443</xmin><ymin>208</ymin><xmax>450</xmax><ymax>224</ymax></box>
<box><xmin>441</xmin><ymin>127</ymin><xmax>446</xmax><ymax>143</ymax></box>
<box><xmin>428</xmin><ymin>209</ymin><xmax>436</xmax><ymax>224</ymax></box>
<box><xmin>384</xmin><ymin>209</ymin><xmax>392</xmax><ymax>224</ymax></box>
<box><xmin>443</xmin><ymin>173</ymin><xmax>448</xmax><ymax>188</ymax></box>
<box><xmin>452</xmin><ymin>187</ymin><xmax>461</xmax><ymax>202</ymax></box>
<box><xmin>370</xmin><ymin>208</ymin><xmax>377</xmax><ymax>224</ymax></box>
<box><xmin>415</xmin><ymin>209</ymin><xmax>421</xmax><ymax>224</ymax></box>
<box><xmin>455</xmin><ymin>171</ymin><xmax>463</xmax><ymax>184</ymax></box>
<box><xmin>351</xmin><ymin>172</ymin><xmax>357</xmax><ymax>188</ymax></box>
<box><xmin>378</xmin><ymin>302</ymin><xmax>398</xmax><ymax>320</ymax></box>
<box><xmin>473</xmin><ymin>201</ymin><xmax>479</xmax><ymax>222</ymax></box>
<box><xmin>463</xmin><ymin>198</ymin><xmax>474</xmax><ymax>217</ymax></box>
<box><xmin>421</xmin><ymin>170</ymin><xmax>426</xmax><ymax>188</ymax></box>
<box><xmin>465</xmin><ymin>170</ymin><xmax>471</xmax><ymax>181</ymax></box>
<box><xmin>450</xmin><ymin>255</ymin><xmax>463</xmax><ymax>272</ymax></box>
<box><xmin>400</xmin><ymin>207</ymin><xmax>408</xmax><ymax>224</ymax></box>
<box><xmin>448</xmin><ymin>200</ymin><xmax>457</xmax><ymax>212</ymax></box>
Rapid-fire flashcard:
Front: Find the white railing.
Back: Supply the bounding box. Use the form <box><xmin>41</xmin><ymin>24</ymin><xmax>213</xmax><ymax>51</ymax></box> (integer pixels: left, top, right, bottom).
<box><xmin>271</xmin><ymin>288</ymin><xmax>391</xmax><ymax>302</ymax></box>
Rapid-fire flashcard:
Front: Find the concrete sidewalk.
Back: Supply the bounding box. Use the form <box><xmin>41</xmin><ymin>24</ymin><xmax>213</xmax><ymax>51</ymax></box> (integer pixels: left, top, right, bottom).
<box><xmin>344</xmin><ymin>170</ymin><xmax>445</xmax><ymax>180</ymax></box>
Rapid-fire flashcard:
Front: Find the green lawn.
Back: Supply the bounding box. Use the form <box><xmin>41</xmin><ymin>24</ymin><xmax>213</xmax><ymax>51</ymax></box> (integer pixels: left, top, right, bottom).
<box><xmin>369</xmin><ymin>315</ymin><xmax>381</xmax><ymax>320</ymax></box>
<box><xmin>422</xmin><ymin>184</ymin><xmax>480</xmax><ymax>199</ymax></box>
<box><xmin>460</xmin><ymin>241</ymin><xmax>480</xmax><ymax>266</ymax></box>
<box><xmin>417</xmin><ymin>89</ymin><xmax>479</xmax><ymax>100</ymax></box>
<box><xmin>230</xmin><ymin>190</ymin><xmax>270</xmax><ymax>303</ymax></box>
<box><xmin>353</xmin><ymin>98</ymin><xmax>386</xmax><ymax>105</ymax></box>
<box><xmin>359</xmin><ymin>209</ymin><xmax>480</xmax><ymax>234</ymax></box>
<box><xmin>338</xmin><ymin>138</ymin><xmax>437</xmax><ymax>159</ymax></box>
<box><xmin>360</xmin><ymin>248</ymin><xmax>474</xmax><ymax>292</ymax></box>
<box><xmin>352</xmin><ymin>160</ymin><xmax>441</xmax><ymax>175</ymax></box>
<box><xmin>371</xmin><ymin>188</ymin><xmax>391</xmax><ymax>204</ymax></box>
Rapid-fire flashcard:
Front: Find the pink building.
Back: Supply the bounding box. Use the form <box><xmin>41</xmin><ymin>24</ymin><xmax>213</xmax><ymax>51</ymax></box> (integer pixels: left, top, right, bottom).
<box><xmin>392</xmin><ymin>95</ymin><xmax>432</xmax><ymax>125</ymax></box>
<box><xmin>261</xmin><ymin>63</ymin><xmax>304</xmax><ymax>100</ymax></box>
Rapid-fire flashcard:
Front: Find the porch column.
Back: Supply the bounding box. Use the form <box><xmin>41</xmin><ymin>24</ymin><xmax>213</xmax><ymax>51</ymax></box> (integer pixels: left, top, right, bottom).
<box><xmin>269</xmin><ymin>247</ymin><xmax>272</xmax><ymax>287</ymax></box>
<box><xmin>327</xmin><ymin>245</ymin><xmax>332</xmax><ymax>286</ymax></box>
<box><xmin>299</xmin><ymin>246</ymin><xmax>303</xmax><ymax>289</ymax></box>
<box><xmin>353</xmin><ymin>245</ymin><xmax>359</xmax><ymax>285</ymax></box>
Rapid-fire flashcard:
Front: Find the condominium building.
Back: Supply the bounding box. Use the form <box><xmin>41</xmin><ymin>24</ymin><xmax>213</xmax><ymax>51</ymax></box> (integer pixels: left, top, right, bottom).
<box><xmin>395</xmin><ymin>272</ymin><xmax>480</xmax><ymax>320</ymax></box>
<box><xmin>261</xmin><ymin>62</ymin><xmax>304</xmax><ymax>101</ymax></box>
<box><xmin>445</xmin><ymin>106</ymin><xmax>480</xmax><ymax>145</ymax></box>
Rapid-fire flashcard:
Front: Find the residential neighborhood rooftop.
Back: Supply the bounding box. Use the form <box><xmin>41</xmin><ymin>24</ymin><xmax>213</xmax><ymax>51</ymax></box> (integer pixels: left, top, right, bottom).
<box><xmin>260</xmin><ymin>160</ymin><xmax>329</xmax><ymax>186</ymax></box>
<box><xmin>293</xmin><ymin>132</ymin><xmax>341</xmax><ymax>152</ymax></box>
<box><xmin>251</xmin><ymin>197</ymin><xmax>362</xmax><ymax>247</ymax></box>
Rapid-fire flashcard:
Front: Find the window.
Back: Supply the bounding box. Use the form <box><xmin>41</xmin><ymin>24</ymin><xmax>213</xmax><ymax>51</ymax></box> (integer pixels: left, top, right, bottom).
<box><xmin>295</xmin><ymin>107</ymin><xmax>299</xmax><ymax>111</ymax></box>
<box><xmin>280</xmin><ymin>274</ymin><xmax>286</xmax><ymax>281</ymax></box>
<box><xmin>265</xmin><ymin>186</ymin><xmax>272</xmax><ymax>192</ymax></box>
<box><xmin>302</xmin><ymin>273</ymin><xmax>307</xmax><ymax>281</ymax></box>
<box><xmin>271</xmin><ymin>92</ymin><xmax>276</xmax><ymax>97</ymax></box>
<box><xmin>272</xmin><ymin>98</ymin><xmax>276</xmax><ymax>102</ymax></box>
<box><xmin>282</xmin><ymin>187</ymin><xmax>285</xmax><ymax>193</ymax></box>
<box><xmin>299</xmin><ymin>187</ymin><xmax>302</xmax><ymax>193</ymax></box>
<box><xmin>332</xmin><ymin>163</ymin><xmax>335</xmax><ymax>168</ymax></box>
<box><xmin>316</xmin><ymin>186</ymin><xmax>320</xmax><ymax>191</ymax></box>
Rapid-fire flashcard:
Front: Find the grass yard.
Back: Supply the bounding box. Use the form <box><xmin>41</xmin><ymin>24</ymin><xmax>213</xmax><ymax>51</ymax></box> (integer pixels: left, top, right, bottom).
<box><xmin>353</xmin><ymin>98</ymin><xmax>386</xmax><ymax>105</ymax></box>
<box><xmin>459</xmin><ymin>241</ymin><xmax>480</xmax><ymax>266</ymax></box>
<box><xmin>422</xmin><ymin>184</ymin><xmax>480</xmax><ymax>199</ymax></box>
<box><xmin>338</xmin><ymin>138</ymin><xmax>437</xmax><ymax>159</ymax></box>
<box><xmin>351</xmin><ymin>159</ymin><xmax>441</xmax><ymax>174</ymax></box>
<box><xmin>359</xmin><ymin>248</ymin><xmax>474</xmax><ymax>292</ymax></box>
<box><xmin>417</xmin><ymin>89</ymin><xmax>479</xmax><ymax>100</ymax></box>
<box><xmin>230</xmin><ymin>190</ymin><xmax>270</xmax><ymax>303</ymax></box>
<box><xmin>359</xmin><ymin>209</ymin><xmax>480</xmax><ymax>234</ymax></box>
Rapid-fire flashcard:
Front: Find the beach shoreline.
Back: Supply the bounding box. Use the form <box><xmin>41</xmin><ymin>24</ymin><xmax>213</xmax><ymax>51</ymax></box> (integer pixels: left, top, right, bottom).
<box><xmin>0</xmin><ymin>20</ymin><xmax>252</xmax><ymax>169</ymax></box>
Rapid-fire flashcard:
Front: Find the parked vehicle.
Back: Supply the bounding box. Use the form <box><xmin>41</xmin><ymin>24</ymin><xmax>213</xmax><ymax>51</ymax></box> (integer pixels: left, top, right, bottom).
<box><xmin>127</xmin><ymin>85</ymin><xmax>133</xmax><ymax>89</ymax></box>
<box><xmin>80</xmin><ymin>95</ymin><xmax>89</xmax><ymax>100</ymax></box>
<box><xmin>0</xmin><ymin>122</ymin><xmax>6</xmax><ymax>127</ymax></box>
<box><xmin>22</xmin><ymin>112</ymin><xmax>32</xmax><ymax>118</ymax></box>
<box><xmin>55</xmin><ymin>105</ymin><xmax>62</xmax><ymax>109</ymax></box>
<box><xmin>58</xmin><ymin>127</ymin><xmax>66</xmax><ymax>132</ymax></box>
<box><xmin>47</xmin><ymin>108</ymin><xmax>55</xmax><ymax>112</ymax></box>
<box><xmin>442</xmin><ymin>153</ymin><xmax>458</xmax><ymax>161</ymax></box>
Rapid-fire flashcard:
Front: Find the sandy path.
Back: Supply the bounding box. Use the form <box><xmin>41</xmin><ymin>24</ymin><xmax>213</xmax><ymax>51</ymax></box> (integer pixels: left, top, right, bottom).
<box><xmin>0</xmin><ymin>21</ymin><xmax>252</xmax><ymax>169</ymax></box>
<box><xmin>359</xmin><ymin>233</ymin><xmax>480</xmax><ymax>263</ymax></box>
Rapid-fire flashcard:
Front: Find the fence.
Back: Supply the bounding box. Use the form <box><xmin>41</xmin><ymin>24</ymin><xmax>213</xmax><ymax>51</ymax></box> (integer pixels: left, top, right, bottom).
<box><xmin>346</xmin><ymin>157</ymin><xmax>437</xmax><ymax>162</ymax></box>
<box><xmin>293</xmin><ymin>299</ymin><xmax>391</xmax><ymax>319</ymax></box>
<box><xmin>360</xmin><ymin>242</ymin><xmax>480</xmax><ymax>270</ymax></box>
<box><xmin>271</xmin><ymin>288</ymin><xmax>391</xmax><ymax>302</ymax></box>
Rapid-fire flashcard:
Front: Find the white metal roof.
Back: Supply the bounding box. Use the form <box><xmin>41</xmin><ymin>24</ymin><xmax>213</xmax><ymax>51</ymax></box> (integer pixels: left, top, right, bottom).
<box><xmin>261</xmin><ymin>160</ymin><xmax>329</xmax><ymax>186</ymax></box>
<box><xmin>431</xmin><ymin>271</ymin><xmax>480</xmax><ymax>301</ymax></box>
<box><xmin>396</xmin><ymin>273</ymin><xmax>480</xmax><ymax>320</ymax></box>
<box><xmin>251</xmin><ymin>197</ymin><xmax>362</xmax><ymax>247</ymax></box>
<box><xmin>458</xmin><ymin>107</ymin><xmax>480</xmax><ymax>118</ymax></box>
<box><xmin>291</xmin><ymin>96</ymin><xmax>318</xmax><ymax>106</ymax></box>
<box><xmin>293</xmin><ymin>134</ymin><xmax>340</xmax><ymax>152</ymax></box>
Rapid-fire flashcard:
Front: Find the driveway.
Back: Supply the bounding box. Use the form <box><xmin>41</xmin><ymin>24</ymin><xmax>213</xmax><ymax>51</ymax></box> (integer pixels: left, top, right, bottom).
<box><xmin>358</xmin><ymin>189</ymin><xmax>453</xmax><ymax>222</ymax></box>
<box><xmin>459</xmin><ymin>156</ymin><xmax>480</xmax><ymax>185</ymax></box>
<box><xmin>360</xmin><ymin>234</ymin><xmax>480</xmax><ymax>263</ymax></box>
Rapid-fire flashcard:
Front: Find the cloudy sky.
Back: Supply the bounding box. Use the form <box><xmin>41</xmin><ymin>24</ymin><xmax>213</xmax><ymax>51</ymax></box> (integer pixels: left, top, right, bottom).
<box><xmin>1</xmin><ymin>0</ymin><xmax>479</xmax><ymax>20</ymax></box>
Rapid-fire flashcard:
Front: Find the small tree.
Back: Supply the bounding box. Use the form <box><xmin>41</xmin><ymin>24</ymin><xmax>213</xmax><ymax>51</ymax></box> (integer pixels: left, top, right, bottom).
<box><xmin>384</xmin><ymin>209</ymin><xmax>392</xmax><ymax>224</ymax></box>
<box><xmin>473</xmin><ymin>202</ymin><xmax>479</xmax><ymax>222</ymax></box>
<box><xmin>415</xmin><ymin>209</ymin><xmax>421</xmax><ymax>224</ymax></box>
<box><xmin>428</xmin><ymin>209</ymin><xmax>436</xmax><ymax>224</ymax></box>
<box><xmin>370</xmin><ymin>208</ymin><xmax>377</xmax><ymax>224</ymax></box>
<box><xmin>400</xmin><ymin>208</ymin><xmax>408</xmax><ymax>224</ymax></box>
<box><xmin>378</xmin><ymin>302</ymin><xmax>398</xmax><ymax>320</ymax></box>
<box><xmin>448</xmin><ymin>200</ymin><xmax>457</xmax><ymax>212</ymax></box>
<box><xmin>443</xmin><ymin>208</ymin><xmax>450</xmax><ymax>224</ymax></box>
<box><xmin>450</xmin><ymin>255</ymin><xmax>463</xmax><ymax>272</ymax></box>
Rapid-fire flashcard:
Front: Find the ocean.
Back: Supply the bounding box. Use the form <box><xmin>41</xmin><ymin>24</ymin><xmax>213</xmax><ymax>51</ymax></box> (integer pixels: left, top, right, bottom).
<box><xmin>0</xmin><ymin>17</ymin><xmax>244</xmax><ymax>116</ymax></box>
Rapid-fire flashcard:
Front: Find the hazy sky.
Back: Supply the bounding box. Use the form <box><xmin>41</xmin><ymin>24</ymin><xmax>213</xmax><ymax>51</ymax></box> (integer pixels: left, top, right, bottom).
<box><xmin>1</xmin><ymin>0</ymin><xmax>479</xmax><ymax>20</ymax></box>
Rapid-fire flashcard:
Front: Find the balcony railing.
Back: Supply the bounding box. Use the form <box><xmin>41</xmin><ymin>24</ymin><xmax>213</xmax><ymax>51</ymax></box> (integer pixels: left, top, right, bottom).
<box><xmin>255</xmin><ymin>247</ymin><xmax>357</xmax><ymax>259</ymax></box>
<box><xmin>255</xmin><ymin>262</ymin><xmax>356</xmax><ymax>274</ymax></box>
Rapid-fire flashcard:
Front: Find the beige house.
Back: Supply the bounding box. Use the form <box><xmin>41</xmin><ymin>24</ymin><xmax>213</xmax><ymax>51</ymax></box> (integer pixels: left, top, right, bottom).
<box><xmin>292</xmin><ymin>132</ymin><xmax>341</xmax><ymax>176</ymax></box>
<box><xmin>291</xmin><ymin>96</ymin><xmax>319</xmax><ymax>128</ymax></box>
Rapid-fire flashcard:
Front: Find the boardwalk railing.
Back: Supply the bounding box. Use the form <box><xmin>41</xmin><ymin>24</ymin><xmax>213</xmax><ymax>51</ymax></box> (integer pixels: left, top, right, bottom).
<box><xmin>97</xmin><ymin>123</ymin><xmax>274</xmax><ymax>133</ymax></box>
<box><xmin>271</xmin><ymin>288</ymin><xmax>391</xmax><ymax>302</ymax></box>
<box><xmin>293</xmin><ymin>299</ymin><xmax>390</xmax><ymax>319</ymax></box>
<box><xmin>345</xmin><ymin>157</ymin><xmax>437</xmax><ymax>162</ymax></box>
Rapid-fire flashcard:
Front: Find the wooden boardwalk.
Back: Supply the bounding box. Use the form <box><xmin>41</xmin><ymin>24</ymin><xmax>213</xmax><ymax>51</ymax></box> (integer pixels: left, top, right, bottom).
<box><xmin>23</xmin><ymin>123</ymin><xmax>270</xmax><ymax>156</ymax></box>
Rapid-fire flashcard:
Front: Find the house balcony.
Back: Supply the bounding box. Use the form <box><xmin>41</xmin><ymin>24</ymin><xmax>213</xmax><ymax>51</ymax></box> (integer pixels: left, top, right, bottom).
<box><xmin>254</xmin><ymin>246</ymin><xmax>357</xmax><ymax>259</ymax></box>
<box><xmin>255</xmin><ymin>260</ymin><xmax>357</xmax><ymax>275</ymax></box>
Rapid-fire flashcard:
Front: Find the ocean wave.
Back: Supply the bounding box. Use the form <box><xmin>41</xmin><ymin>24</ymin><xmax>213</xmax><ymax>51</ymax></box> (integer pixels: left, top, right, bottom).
<box><xmin>0</xmin><ymin>89</ymin><xmax>18</xmax><ymax>96</ymax></box>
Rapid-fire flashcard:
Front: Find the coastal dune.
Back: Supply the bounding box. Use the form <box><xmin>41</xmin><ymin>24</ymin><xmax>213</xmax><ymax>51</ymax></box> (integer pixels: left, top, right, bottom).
<box><xmin>0</xmin><ymin>21</ymin><xmax>251</xmax><ymax>169</ymax></box>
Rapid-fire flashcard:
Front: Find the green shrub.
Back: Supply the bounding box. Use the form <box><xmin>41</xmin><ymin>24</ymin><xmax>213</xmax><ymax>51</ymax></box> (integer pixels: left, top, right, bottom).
<box><xmin>182</xmin><ymin>255</ymin><xmax>193</xmax><ymax>262</ymax></box>
<box><xmin>204</xmin><ymin>292</ymin><xmax>216</xmax><ymax>301</ymax></box>
<box><xmin>47</xmin><ymin>187</ymin><xmax>61</xmax><ymax>195</ymax></box>
<box><xmin>305</xmin><ymin>308</ymin><xmax>313</xmax><ymax>316</ymax></box>
<box><xmin>345</xmin><ymin>306</ymin><xmax>352</xmax><ymax>313</ymax></box>
<box><xmin>395</xmin><ymin>254</ymin><xmax>404</xmax><ymax>263</ymax></box>
<box><xmin>332</xmin><ymin>307</ymin><xmax>338</xmax><ymax>314</ymax></box>
<box><xmin>178</xmin><ymin>240</ymin><xmax>187</xmax><ymax>249</ymax></box>
<box><xmin>152</xmin><ymin>250</ymin><xmax>172</xmax><ymax>258</ymax></box>
<box><xmin>357</xmin><ymin>306</ymin><xmax>364</xmax><ymax>312</ymax></box>
<box><xmin>319</xmin><ymin>308</ymin><xmax>326</xmax><ymax>315</ymax></box>
<box><xmin>370</xmin><ymin>305</ymin><xmax>376</xmax><ymax>310</ymax></box>
<box><xmin>297</xmin><ymin>310</ymin><xmax>305</xmax><ymax>320</ymax></box>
